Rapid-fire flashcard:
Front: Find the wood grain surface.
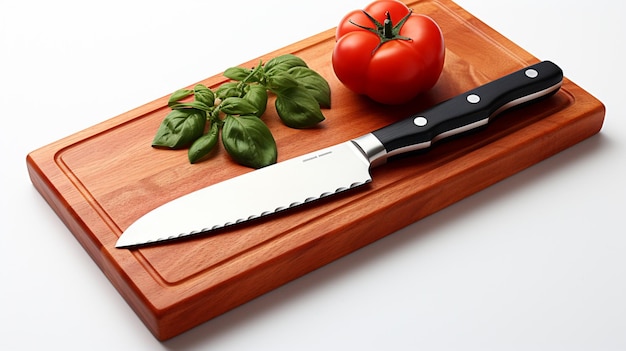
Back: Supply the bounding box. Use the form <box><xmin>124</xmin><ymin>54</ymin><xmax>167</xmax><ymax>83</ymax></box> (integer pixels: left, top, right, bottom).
<box><xmin>26</xmin><ymin>0</ymin><xmax>605</xmax><ymax>340</ymax></box>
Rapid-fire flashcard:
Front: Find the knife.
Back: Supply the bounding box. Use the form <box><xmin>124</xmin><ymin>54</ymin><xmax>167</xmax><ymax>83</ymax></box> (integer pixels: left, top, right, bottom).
<box><xmin>116</xmin><ymin>60</ymin><xmax>563</xmax><ymax>248</ymax></box>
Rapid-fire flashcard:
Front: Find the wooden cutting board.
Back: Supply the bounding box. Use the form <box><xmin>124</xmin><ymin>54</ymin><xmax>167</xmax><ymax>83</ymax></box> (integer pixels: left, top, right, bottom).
<box><xmin>27</xmin><ymin>0</ymin><xmax>605</xmax><ymax>341</ymax></box>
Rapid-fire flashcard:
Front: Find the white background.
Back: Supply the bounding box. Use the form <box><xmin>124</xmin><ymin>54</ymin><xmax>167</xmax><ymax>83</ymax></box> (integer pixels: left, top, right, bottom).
<box><xmin>1</xmin><ymin>0</ymin><xmax>625</xmax><ymax>350</ymax></box>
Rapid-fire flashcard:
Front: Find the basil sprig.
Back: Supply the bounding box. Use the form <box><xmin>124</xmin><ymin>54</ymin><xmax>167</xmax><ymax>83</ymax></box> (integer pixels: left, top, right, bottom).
<box><xmin>152</xmin><ymin>54</ymin><xmax>331</xmax><ymax>168</ymax></box>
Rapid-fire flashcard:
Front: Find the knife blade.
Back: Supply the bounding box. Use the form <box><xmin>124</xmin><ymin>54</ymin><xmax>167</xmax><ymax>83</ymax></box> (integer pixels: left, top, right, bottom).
<box><xmin>116</xmin><ymin>60</ymin><xmax>563</xmax><ymax>248</ymax></box>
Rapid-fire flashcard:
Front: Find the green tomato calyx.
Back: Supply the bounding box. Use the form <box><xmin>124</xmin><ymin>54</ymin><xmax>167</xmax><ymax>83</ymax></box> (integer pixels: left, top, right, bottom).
<box><xmin>350</xmin><ymin>9</ymin><xmax>413</xmax><ymax>54</ymax></box>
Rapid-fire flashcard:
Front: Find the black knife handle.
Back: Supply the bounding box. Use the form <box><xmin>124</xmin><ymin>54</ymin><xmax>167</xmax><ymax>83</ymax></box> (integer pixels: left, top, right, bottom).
<box><xmin>360</xmin><ymin>61</ymin><xmax>563</xmax><ymax>166</ymax></box>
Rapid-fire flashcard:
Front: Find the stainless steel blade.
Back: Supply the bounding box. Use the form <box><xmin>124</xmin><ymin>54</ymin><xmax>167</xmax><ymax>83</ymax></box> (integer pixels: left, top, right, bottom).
<box><xmin>116</xmin><ymin>141</ymin><xmax>372</xmax><ymax>247</ymax></box>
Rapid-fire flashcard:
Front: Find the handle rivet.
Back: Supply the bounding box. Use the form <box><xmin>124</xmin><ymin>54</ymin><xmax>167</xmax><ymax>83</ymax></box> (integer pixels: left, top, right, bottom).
<box><xmin>467</xmin><ymin>94</ymin><xmax>480</xmax><ymax>104</ymax></box>
<box><xmin>525</xmin><ymin>69</ymin><xmax>538</xmax><ymax>78</ymax></box>
<box><xmin>413</xmin><ymin>116</ymin><xmax>428</xmax><ymax>127</ymax></box>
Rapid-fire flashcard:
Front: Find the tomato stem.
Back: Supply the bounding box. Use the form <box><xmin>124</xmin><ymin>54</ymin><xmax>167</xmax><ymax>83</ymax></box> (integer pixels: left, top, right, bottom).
<box><xmin>349</xmin><ymin>8</ymin><xmax>414</xmax><ymax>54</ymax></box>
<box><xmin>383</xmin><ymin>12</ymin><xmax>394</xmax><ymax>39</ymax></box>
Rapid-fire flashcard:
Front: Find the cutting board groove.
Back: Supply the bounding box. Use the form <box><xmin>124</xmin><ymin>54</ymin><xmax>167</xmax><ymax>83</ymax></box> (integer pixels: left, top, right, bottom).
<box><xmin>27</xmin><ymin>0</ymin><xmax>604</xmax><ymax>340</ymax></box>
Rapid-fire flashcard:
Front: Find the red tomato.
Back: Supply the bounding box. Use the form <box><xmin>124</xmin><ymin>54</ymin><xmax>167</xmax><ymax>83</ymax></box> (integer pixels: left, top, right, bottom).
<box><xmin>332</xmin><ymin>0</ymin><xmax>445</xmax><ymax>104</ymax></box>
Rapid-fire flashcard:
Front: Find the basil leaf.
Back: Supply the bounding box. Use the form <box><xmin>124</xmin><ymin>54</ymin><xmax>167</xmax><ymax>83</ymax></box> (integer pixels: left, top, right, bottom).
<box><xmin>168</xmin><ymin>89</ymin><xmax>194</xmax><ymax>107</ymax></box>
<box><xmin>287</xmin><ymin>66</ymin><xmax>331</xmax><ymax>108</ymax></box>
<box><xmin>223</xmin><ymin>67</ymin><xmax>255</xmax><ymax>82</ymax></box>
<box><xmin>219</xmin><ymin>97</ymin><xmax>258</xmax><ymax>116</ymax></box>
<box><xmin>152</xmin><ymin>109</ymin><xmax>206</xmax><ymax>149</ymax></box>
<box><xmin>222</xmin><ymin>115</ymin><xmax>277</xmax><ymax>168</ymax></box>
<box><xmin>243</xmin><ymin>84</ymin><xmax>268</xmax><ymax>117</ymax></box>
<box><xmin>194</xmin><ymin>84</ymin><xmax>215</xmax><ymax>107</ymax></box>
<box><xmin>215</xmin><ymin>82</ymin><xmax>242</xmax><ymax>100</ymax></box>
<box><xmin>275</xmin><ymin>86</ymin><xmax>325</xmax><ymax>128</ymax></box>
<box><xmin>264</xmin><ymin>54</ymin><xmax>308</xmax><ymax>75</ymax></box>
<box><xmin>266</xmin><ymin>71</ymin><xmax>299</xmax><ymax>93</ymax></box>
<box><xmin>170</xmin><ymin>100</ymin><xmax>212</xmax><ymax>112</ymax></box>
<box><xmin>188</xmin><ymin>123</ymin><xmax>219</xmax><ymax>163</ymax></box>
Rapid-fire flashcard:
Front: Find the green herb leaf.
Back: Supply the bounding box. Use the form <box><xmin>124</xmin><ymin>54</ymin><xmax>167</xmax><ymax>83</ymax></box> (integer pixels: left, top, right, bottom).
<box><xmin>287</xmin><ymin>66</ymin><xmax>331</xmax><ymax>108</ymax></box>
<box><xmin>222</xmin><ymin>115</ymin><xmax>277</xmax><ymax>168</ymax></box>
<box><xmin>168</xmin><ymin>89</ymin><xmax>194</xmax><ymax>107</ymax></box>
<box><xmin>170</xmin><ymin>100</ymin><xmax>212</xmax><ymax>112</ymax></box>
<box><xmin>215</xmin><ymin>82</ymin><xmax>242</xmax><ymax>100</ymax></box>
<box><xmin>266</xmin><ymin>71</ymin><xmax>299</xmax><ymax>93</ymax></box>
<box><xmin>193</xmin><ymin>84</ymin><xmax>215</xmax><ymax>107</ymax></box>
<box><xmin>152</xmin><ymin>109</ymin><xmax>206</xmax><ymax>149</ymax></box>
<box><xmin>243</xmin><ymin>84</ymin><xmax>268</xmax><ymax>117</ymax></box>
<box><xmin>275</xmin><ymin>86</ymin><xmax>325</xmax><ymax>128</ymax></box>
<box><xmin>264</xmin><ymin>54</ymin><xmax>308</xmax><ymax>75</ymax></box>
<box><xmin>224</xmin><ymin>67</ymin><xmax>255</xmax><ymax>82</ymax></box>
<box><xmin>188</xmin><ymin>122</ymin><xmax>219</xmax><ymax>163</ymax></box>
<box><xmin>219</xmin><ymin>97</ymin><xmax>259</xmax><ymax>116</ymax></box>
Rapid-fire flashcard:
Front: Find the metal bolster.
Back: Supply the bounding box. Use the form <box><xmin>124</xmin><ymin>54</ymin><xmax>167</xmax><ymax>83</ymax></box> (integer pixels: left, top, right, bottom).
<box><xmin>351</xmin><ymin>133</ymin><xmax>388</xmax><ymax>168</ymax></box>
